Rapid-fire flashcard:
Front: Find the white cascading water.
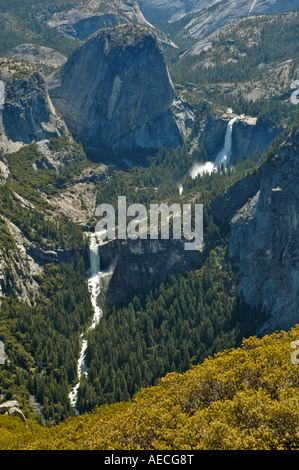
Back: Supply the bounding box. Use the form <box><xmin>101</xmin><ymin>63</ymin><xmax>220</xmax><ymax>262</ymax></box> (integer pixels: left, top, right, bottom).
<box><xmin>69</xmin><ymin>233</ymin><xmax>103</xmax><ymax>413</ymax></box>
<box><xmin>248</xmin><ymin>0</ymin><xmax>257</xmax><ymax>15</ymax></box>
<box><xmin>179</xmin><ymin>115</ymin><xmax>237</xmax><ymax>193</ymax></box>
<box><xmin>214</xmin><ymin>116</ymin><xmax>238</xmax><ymax>169</ymax></box>
<box><xmin>0</xmin><ymin>81</ymin><xmax>5</xmax><ymax>106</ymax></box>
<box><xmin>88</xmin><ymin>235</ymin><xmax>103</xmax><ymax>328</ymax></box>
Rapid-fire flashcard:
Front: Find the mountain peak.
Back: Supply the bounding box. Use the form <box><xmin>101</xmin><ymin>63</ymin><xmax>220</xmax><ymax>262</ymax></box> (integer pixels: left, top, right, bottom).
<box><xmin>89</xmin><ymin>23</ymin><xmax>158</xmax><ymax>51</ymax></box>
<box><xmin>47</xmin><ymin>23</ymin><xmax>193</xmax><ymax>161</ymax></box>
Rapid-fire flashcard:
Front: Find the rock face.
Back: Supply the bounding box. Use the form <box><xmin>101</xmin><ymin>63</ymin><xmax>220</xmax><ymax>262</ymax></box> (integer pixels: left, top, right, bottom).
<box><xmin>228</xmin><ymin>124</ymin><xmax>299</xmax><ymax>333</ymax></box>
<box><xmin>106</xmin><ymin>238</ymin><xmax>203</xmax><ymax>305</ymax></box>
<box><xmin>0</xmin><ymin>66</ymin><xmax>69</xmax><ymax>155</ymax></box>
<box><xmin>0</xmin><ymin>400</ymin><xmax>26</xmax><ymax>423</ymax></box>
<box><xmin>211</xmin><ymin>171</ymin><xmax>262</xmax><ymax>228</ymax></box>
<box><xmin>0</xmin><ymin>210</ymin><xmax>87</xmax><ymax>304</ymax></box>
<box><xmin>137</xmin><ymin>0</ymin><xmax>218</xmax><ymax>22</ymax></box>
<box><xmin>8</xmin><ymin>44</ymin><xmax>67</xmax><ymax>69</ymax></box>
<box><xmin>186</xmin><ymin>9</ymin><xmax>299</xmax><ymax>56</ymax></box>
<box><xmin>198</xmin><ymin>117</ymin><xmax>228</xmax><ymax>161</ymax></box>
<box><xmin>0</xmin><ymin>217</ymin><xmax>41</xmax><ymax>304</ymax></box>
<box><xmin>169</xmin><ymin>0</ymin><xmax>299</xmax><ymax>42</ymax></box>
<box><xmin>198</xmin><ymin>115</ymin><xmax>279</xmax><ymax>163</ymax></box>
<box><xmin>232</xmin><ymin>120</ymin><xmax>281</xmax><ymax>161</ymax></box>
<box><xmin>139</xmin><ymin>0</ymin><xmax>299</xmax><ymax>25</ymax></box>
<box><xmin>45</xmin><ymin>0</ymin><xmax>153</xmax><ymax>41</ymax></box>
<box><xmin>48</xmin><ymin>24</ymin><xmax>193</xmax><ymax>161</ymax></box>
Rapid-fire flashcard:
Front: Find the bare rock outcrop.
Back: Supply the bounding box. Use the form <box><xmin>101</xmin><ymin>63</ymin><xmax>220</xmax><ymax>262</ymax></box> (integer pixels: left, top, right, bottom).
<box><xmin>106</xmin><ymin>238</ymin><xmax>203</xmax><ymax>305</ymax></box>
<box><xmin>44</xmin><ymin>0</ymin><xmax>153</xmax><ymax>41</ymax></box>
<box><xmin>0</xmin><ymin>400</ymin><xmax>26</xmax><ymax>423</ymax></box>
<box><xmin>8</xmin><ymin>44</ymin><xmax>67</xmax><ymax>69</ymax></box>
<box><xmin>171</xmin><ymin>0</ymin><xmax>299</xmax><ymax>41</ymax></box>
<box><xmin>228</xmin><ymin>124</ymin><xmax>299</xmax><ymax>333</ymax></box>
<box><xmin>0</xmin><ymin>60</ymin><xmax>69</xmax><ymax>155</ymax></box>
<box><xmin>137</xmin><ymin>0</ymin><xmax>218</xmax><ymax>22</ymax></box>
<box><xmin>232</xmin><ymin>119</ymin><xmax>282</xmax><ymax>161</ymax></box>
<box><xmin>47</xmin><ymin>24</ymin><xmax>194</xmax><ymax>162</ymax></box>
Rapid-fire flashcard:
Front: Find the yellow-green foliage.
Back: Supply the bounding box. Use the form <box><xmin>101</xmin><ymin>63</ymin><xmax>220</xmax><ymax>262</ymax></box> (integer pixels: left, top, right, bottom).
<box><xmin>2</xmin><ymin>325</ymin><xmax>299</xmax><ymax>450</ymax></box>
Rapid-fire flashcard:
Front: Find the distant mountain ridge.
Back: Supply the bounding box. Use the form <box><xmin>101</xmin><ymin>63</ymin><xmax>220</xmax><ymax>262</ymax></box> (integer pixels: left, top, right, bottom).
<box><xmin>178</xmin><ymin>0</ymin><xmax>299</xmax><ymax>40</ymax></box>
<box><xmin>138</xmin><ymin>0</ymin><xmax>299</xmax><ymax>23</ymax></box>
<box><xmin>147</xmin><ymin>0</ymin><xmax>299</xmax><ymax>46</ymax></box>
<box><xmin>42</xmin><ymin>0</ymin><xmax>153</xmax><ymax>41</ymax></box>
<box><xmin>137</xmin><ymin>0</ymin><xmax>220</xmax><ymax>22</ymax></box>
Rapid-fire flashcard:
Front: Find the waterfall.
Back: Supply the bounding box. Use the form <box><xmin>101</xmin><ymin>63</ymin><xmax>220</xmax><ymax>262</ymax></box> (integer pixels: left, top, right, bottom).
<box><xmin>178</xmin><ymin>116</ymin><xmax>237</xmax><ymax>193</ymax></box>
<box><xmin>0</xmin><ymin>81</ymin><xmax>5</xmax><ymax>106</ymax></box>
<box><xmin>88</xmin><ymin>235</ymin><xmax>102</xmax><ymax>328</ymax></box>
<box><xmin>214</xmin><ymin>117</ymin><xmax>237</xmax><ymax>168</ymax></box>
<box><xmin>69</xmin><ymin>233</ymin><xmax>103</xmax><ymax>413</ymax></box>
<box><xmin>248</xmin><ymin>0</ymin><xmax>257</xmax><ymax>15</ymax></box>
<box><xmin>89</xmin><ymin>236</ymin><xmax>100</xmax><ymax>276</ymax></box>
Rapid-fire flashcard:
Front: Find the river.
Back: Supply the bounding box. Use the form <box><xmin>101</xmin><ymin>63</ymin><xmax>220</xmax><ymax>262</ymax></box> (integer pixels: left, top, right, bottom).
<box><xmin>69</xmin><ymin>233</ymin><xmax>103</xmax><ymax>413</ymax></box>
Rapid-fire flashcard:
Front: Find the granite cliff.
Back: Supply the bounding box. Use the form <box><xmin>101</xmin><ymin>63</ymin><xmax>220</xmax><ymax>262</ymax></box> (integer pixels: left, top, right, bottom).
<box><xmin>228</xmin><ymin>124</ymin><xmax>299</xmax><ymax>333</ymax></box>
<box><xmin>43</xmin><ymin>0</ymin><xmax>153</xmax><ymax>41</ymax></box>
<box><xmin>198</xmin><ymin>115</ymin><xmax>280</xmax><ymax>163</ymax></box>
<box><xmin>0</xmin><ymin>59</ymin><xmax>69</xmax><ymax>155</ymax></box>
<box><xmin>137</xmin><ymin>0</ymin><xmax>218</xmax><ymax>22</ymax></box>
<box><xmin>164</xmin><ymin>0</ymin><xmax>299</xmax><ymax>42</ymax></box>
<box><xmin>105</xmin><ymin>238</ymin><xmax>203</xmax><ymax>305</ymax></box>
<box><xmin>8</xmin><ymin>44</ymin><xmax>67</xmax><ymax>69</ymax></box>
<box><xmin>47</xmin><ymin>24</ymin><xmax>194</xmax><ymax>161</ymax></box>
<box><xmin>232</xmin><ymin>120</ymin><xmax>282</xmax><ymax>161</ymax></box>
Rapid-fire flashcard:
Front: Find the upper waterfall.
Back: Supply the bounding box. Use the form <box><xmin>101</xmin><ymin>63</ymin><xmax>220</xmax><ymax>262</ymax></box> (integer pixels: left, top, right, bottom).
<box><xmin>89</xmin><ymin>235</ymin><xmax>100</xmax><ymax>277</ymax></box>
<box><xmin>214</xmin><ymin>117</ymin><xmax>238</xmax><ymax>168</ymax></box>
<box><xmin>180</xmin><ymin>116</ymin><xmax>238</xmax><ymax>190</ymax></box>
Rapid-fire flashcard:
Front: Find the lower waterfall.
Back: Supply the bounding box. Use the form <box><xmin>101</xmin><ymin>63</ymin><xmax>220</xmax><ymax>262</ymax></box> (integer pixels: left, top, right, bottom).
<box><xmin>69</xmin><ymin>233</ymin><xmax>103</xmax><ymax>413</ymax></box>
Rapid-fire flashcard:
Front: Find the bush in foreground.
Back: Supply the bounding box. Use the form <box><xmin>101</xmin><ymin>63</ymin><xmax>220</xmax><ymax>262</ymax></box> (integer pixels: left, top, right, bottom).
<box><xmin>1</xmin><ymin>325</ymin><xmax>299</xmax><ymax>450</ymax></box>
